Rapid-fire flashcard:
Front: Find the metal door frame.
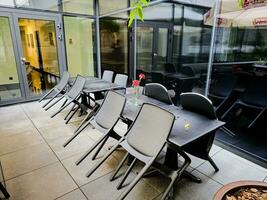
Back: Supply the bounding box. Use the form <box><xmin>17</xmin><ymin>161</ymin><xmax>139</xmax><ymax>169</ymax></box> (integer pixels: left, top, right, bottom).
<box><xmin>13</xmin><ymin>12</ymin><xmax>66</xmax><ymax>100</ymax></box>
<box><xmin>136</xmin><ymin>21</ymin><xmax>173</xmax><ymax>71</ymax></box>
<box><xmin>0</xmin><ymin>7</ymin><xmax>67</xmax><ymax>104</ymax></box>
<box><xmin>0</xmin><ymin>11</ymin><xmax>26</xmax><ymax>105</ymax></box>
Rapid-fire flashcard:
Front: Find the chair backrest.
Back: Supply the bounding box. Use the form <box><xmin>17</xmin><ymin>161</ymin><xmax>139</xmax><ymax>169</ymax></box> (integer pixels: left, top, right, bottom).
<box><xmin>126</xmin><ymin>103</ymin><xmax>175</xmax><ymax>157</ymax></box>
<box><xmin>66</xmin><ymin>75</ymin><xmax>86</xmax><ymax>99</ymax></box>
<box><xmin>180</xmin><ymin>92</ymin><xmax>217</xmax><ymax>119</ymax></box>
<box><xmin>94</xmin><ymin>91</ymin><xmax>126</xmax><ymax>129</ymax></box>
<box><xmin>102</xmin><ymin>70</ymin><xmax>114</xmax><ymax>82</ymax></box>
<box><xmin>151</xmin><ymin>72</ymin><xmax>164</xmax><ymax>84</ymax></box>
<box><xmin>144</xmin><ymin>83</ymin><xmax>173</xmax><ymax>105</ymax></box>
<box><xmin>55</xmin><ymin>71</ymin><xmax>70</xmax><ymax>90</ymax></box>
<box><xmin>240</xmin><ymin>79</ymin><xmax>267</xmax><ymax>107</ymax></box>
<box><xmin>114</xmin><ymin>74</ymin><xmax>128</xmax><ymax>88</ymax></box>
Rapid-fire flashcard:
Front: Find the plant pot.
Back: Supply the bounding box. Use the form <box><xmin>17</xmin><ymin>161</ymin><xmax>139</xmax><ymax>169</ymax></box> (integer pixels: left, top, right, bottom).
<box><xmin>213</xmin><ymin>181</ymin><xmax>267</xmax><ymax>200</ymax></box>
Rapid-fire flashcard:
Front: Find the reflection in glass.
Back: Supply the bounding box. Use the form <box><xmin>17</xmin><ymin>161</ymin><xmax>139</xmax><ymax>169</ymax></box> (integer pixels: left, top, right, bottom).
<box><xmin>15</xmin><ymin>0</ymin><xmax>58</xmax><ymax>11</ymax></box>
<box><xmin>64</xmin><ymin>16</ymin><xmax>95</xmax><ymax>77</ymax></box>
<box><xmin>62</xmin><ymin>0</ymin><xmax>94</xmax><ymax>15</ymax></box>
<box><xmin>99</xmin><ymin>0</ymin><xmax>128</xmax><ymax>15</ymax></box>
<box><xmin>0</xmin><ymin>17</ymin><xmax>21</xmax><ymax>101</ymax></box>
<box><xmin>0</xmin><ymin>0</ymin><xmax>14</xmax><ymax>6</ymax></box>
<box><xmin>136</xmin><ymin>26</ymin><xmax>153</xmax><ymax>73</ymax></box>
<box><xmin>182</xmin><ymin>26</ymin><xmax>202</xmax><ymax>63</ymax></box>
<box><xmin>155</xmin><ymin>28</ymin><xmax>168</xmax><ymax>71</ymax></box>
<box><xmin>142</xmin><ymin>3</ymin><xmax>173</xmax><ymax>21</ymax></box>
<box><xmin>100</xmin><ymin>19</ymin><xmax>128</xmax><ymax>74</ymax></box>
<box><xmin>18</xmin><ymin>18</ymin><xmax>60</xmax><ymax>96</ymax></box>
<box><xmin>172</xmin><ymin>26</ymin><xmax>182</xmax><ymax>64</ymax></box>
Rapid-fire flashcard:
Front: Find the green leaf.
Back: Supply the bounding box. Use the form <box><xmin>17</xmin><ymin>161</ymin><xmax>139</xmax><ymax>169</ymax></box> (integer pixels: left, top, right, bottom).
<box><xmin>137</xmin><ymin>7</ymin><xmax>144</xmax><ymax>21</ymax></box>
<box><xmin>140</xmin><ymin>0</ymin><xmax>149</xmax><ymax>6</ymax></box>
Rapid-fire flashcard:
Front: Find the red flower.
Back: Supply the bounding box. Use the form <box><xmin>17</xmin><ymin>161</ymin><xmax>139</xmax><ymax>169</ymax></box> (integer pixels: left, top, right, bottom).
<box><xmin>132</xmin><ymin>80</ymin><xmax>140</xmax><ymax>87</ymax></box>
<box><xmin>139</xmin><ymin>73</ymin><xmax>145</xmax><ymax>80</ymax></box>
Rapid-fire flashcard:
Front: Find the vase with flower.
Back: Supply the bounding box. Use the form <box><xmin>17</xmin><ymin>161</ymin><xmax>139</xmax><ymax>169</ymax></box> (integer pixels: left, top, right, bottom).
<box><xmin>132</xmin><ymin>73</ymin><xmax>145</xmax><ymax>105</ymax></box>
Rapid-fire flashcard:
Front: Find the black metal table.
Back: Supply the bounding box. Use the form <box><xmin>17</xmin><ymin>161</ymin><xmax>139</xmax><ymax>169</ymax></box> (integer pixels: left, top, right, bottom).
<box><xmin>123</xmin><ymin>94</ymin><xmax>225</xmax><ymax>182</ymax></box>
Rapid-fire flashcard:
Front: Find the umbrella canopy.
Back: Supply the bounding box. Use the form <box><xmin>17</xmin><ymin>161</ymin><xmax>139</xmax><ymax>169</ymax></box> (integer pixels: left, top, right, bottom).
<box><xmin>204</xmin><ymin>0</ymin><xmax>267</xmax><ymax>27</ymax></box>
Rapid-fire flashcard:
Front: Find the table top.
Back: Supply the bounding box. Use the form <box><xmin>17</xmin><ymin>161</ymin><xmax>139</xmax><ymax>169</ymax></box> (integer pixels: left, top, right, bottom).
<box><xmin>151</xmin><ymin>70</ymin><xmax>199</xmax><ymax>80</ymax></box>
<box><xmin>83</xmin><ymin>79</ymin><xmax>124</xmax><ymax>93</ymax></box>
<box><xmin>69</xmin><ymin>76</ymin><xmax>100</xmax><ymax>85</ymax></box>
<box><xmin>123</xmin><ymin>94</ymin><xmax>225</xmax><ymax>148</ymax></box>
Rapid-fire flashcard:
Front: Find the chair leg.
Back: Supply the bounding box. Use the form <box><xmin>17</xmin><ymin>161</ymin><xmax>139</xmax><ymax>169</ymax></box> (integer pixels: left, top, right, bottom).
<box><xmin>248</xmin><ymin>107</ymin><xmax>266</xmax><ymax>129</ymax></box>
<box><xmin>73</xmin><ymin>103</ymin><xmax>99</xmax><ymax>133</ymax></box>
<box><xmin>42</xmin><ymin>91</ymin><xmax>61</xmax><ymax>108</ymax></box>
<box><xmin>208</xmin><ymin>156</ymin><xmax>219</xmax><ymax>172</ymax></box>
<box><xmin>62</xmin><ymin>119</ymin><xmax>92</xmax><ymax>148</ymax></box>
<box><xmin>161</xmin><ymin>153</ymin><xmax>190</xmax><ymax>200</ymax></box>
<box><xmin>91</xmin><ymin>136</ymin><xmax>109</xmax><ymax>160</ymax></box>
<box><xmin>51</xmin><ymin>101</ymin><xmax>72</xmax><ymax>118</ymax></box>
<box><xmin>86</xmin><ymin>142</ymin><xmax>122</xmax><ymax>178</ymax></box>
<box><xmin>118</xmin><ymin>161</ymin><xmax>153</xmax><ymax>200</ymax></box>
<box><xmin>65</xmin><ymin>106</ymin><xmax>80</xmax><ymax>124</ymax></box>
<box><xmin>76</xmin><ymin>134</ymin><xmax>109</xmax><ymax>165</ymax></box>
<box><xmin>117</xmin><ymin>158</ymin><xmax>137</xmax><ymax>190</ymax></box>
<box><xmin>39</xmin><ymin>88</ymin><xmax>54</xmax><ymax>102</ymax></box>
<box><xmin>64</xmin><ymin>103</ymin><xmax>76</xmax><ymax>120</ymax></box>
<box><xmin>221</xmin><ymin>101</ymin><xmax>237</xmax><ymax>119</ymax></box>
<box><xmin>110</xmin><ymin>153</ymin><xmax>129</xmax><ymax>181</ymax></box>
<box><xmin>61</xmin><ymin>99</ymin><xmax>68</xmax><ymax>108</ymax></box>
<box><xmin>0</xmin><ymin>182</ymin><xmax>10</xmax><ymax>199</ymax></box>
<box><xmin>45</xmin><ymin>96</ymin><xmax>64</xmax><ymax>111</ymax></box>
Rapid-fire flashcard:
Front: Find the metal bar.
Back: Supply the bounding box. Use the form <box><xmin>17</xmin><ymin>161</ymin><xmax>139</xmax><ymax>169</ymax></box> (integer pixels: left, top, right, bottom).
<box><xmin>133</xmin><ymin>16</ymin><xmax>137</xmax><ymax>79</ymax></box>
<box><xmin>205</xmin><ymin>0</ymin><xmax>220</xmax><ymax>96</ymax></box>
<box><xmin>95</xmin><ymin>0</ymin><xmax>102</xmax><ymax>78</ymax></box>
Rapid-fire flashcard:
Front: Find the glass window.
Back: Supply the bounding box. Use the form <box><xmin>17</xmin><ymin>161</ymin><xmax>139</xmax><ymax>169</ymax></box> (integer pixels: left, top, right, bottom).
<box><xmin>0</xmin><ymin>16</ymin><xmax>22</xmax><ymax>101</ymax></box>
<box><xmin>0</xmin><ymin>0</ymin><xmax>14</xmax><ymax>6</ymax></box>
<box><xmin>99</xmin><ymin>0</ymin><xmax>128</xmax><ymax>15</ymax></box>
<box><xmin>172</xmin><ymin>26</ymin><xmax>182</xmax><ymax>65</ymax></box>
<box><xmin>174</xmin><ymin>4</ymin><xmax>183</xmax><ymax>24</ymax></box>
<box><xmin>182</xmin><ymin>26</ymin><xmax>202</xmax><ymax>63</ymax></box>
<box><xmin>142</xmin><ymin>3</ymin><xmax>173</xmax><ymax>21</ymax></box>
<box><xmin>15</xmin><ymin>0</ymin><xmax>58</xmax><ymax>11</ymax></box>
<box><xmin>184</xmin><ymin>6</ymin><xmax>204</xmax><ymax>26</ymax></box>
<box><xmin>100</xmin><ymin>19</ymin><xmax>128</xmax><ymax>74</ymax></box>
<box><xmin>64</xmin><ymin>16</ymin><xmax>96</xmax><ymax>77</ymax></box>
<box><xmin>62</xmin><ymin>0</ymin><xmax>94</xmax><ymax>15</ymax></box>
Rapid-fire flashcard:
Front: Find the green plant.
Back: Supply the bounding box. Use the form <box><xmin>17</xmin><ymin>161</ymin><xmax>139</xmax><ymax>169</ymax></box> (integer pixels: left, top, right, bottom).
<box><xmin>128</xmin><ymin>0</ymin><xmax>150</xmax><ymax>27</ymax></box>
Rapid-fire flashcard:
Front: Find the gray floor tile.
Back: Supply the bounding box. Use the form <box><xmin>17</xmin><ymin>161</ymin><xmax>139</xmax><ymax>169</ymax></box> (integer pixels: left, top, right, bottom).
<box><xmin>0</xmin><ymin>129</ymin><xmax>44</xmax><ymax>156</ymax></box>
<box><xmin>173</xmin><ymin>170</ymin><xmax>222</xmax><ymax>200</ymax></box>
<box><xmin>81</xmin><ymin>171</ymin><xmax>160</xmax><ymax>200</ymax></box>
<box><xmin>197</xmin><ymin>150</ymin><xmax>267</xmax><ymax>185</ymax></box>
<box><xmin>61</xmin><ymin>149</ymin><xmax>120</xmax><ymax>186</ymax></box>
<box><xmin>1</xmin><ymin>143</ymin><xmax>58</xmax><ymax>180</ymax></box>
<box><xmin>6</xmin><ymin>162</ymin><xmax>77</xmax><ymax>200</ymax></box>
<box><xmin>49</xmin><ymin>134</ymin><xmax>95</xmax><ymax>160</ymax></box>
<box><xmin>56</xmin><ymin>189</ymin><xmax>87</xmax><ymax>200</ymax></box>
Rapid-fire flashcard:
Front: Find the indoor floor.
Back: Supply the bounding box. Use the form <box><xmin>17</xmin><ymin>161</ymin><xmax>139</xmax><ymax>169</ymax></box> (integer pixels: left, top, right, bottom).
<box><xmin>0</xmin><ymin>100</ymin><xmax>266</xmax><ymax>200</ymax></box>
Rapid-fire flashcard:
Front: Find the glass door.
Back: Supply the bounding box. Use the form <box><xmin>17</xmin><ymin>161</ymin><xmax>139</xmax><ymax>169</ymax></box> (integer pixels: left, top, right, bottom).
<box><xmin>0</xmin><ymin>13</ymin><xmax>24</xmax><ymax>104</ymax></box>
<box><xmin>136</xmin><ymin>23</ymin><xmax>173</xmax><ymax>80</ymax></box>
<box><xmin>14</xmin><ymin>13</ymin><xmax>65</xmax><ymax>99</ymax></box>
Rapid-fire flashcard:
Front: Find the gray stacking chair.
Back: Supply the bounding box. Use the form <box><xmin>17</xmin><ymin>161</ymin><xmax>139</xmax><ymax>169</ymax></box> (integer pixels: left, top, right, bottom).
<box><xmin>144</xmin><ymin>83</ymin><xmax>173</xmax><ymax>105</ymax></box>
<box><xmin>179</xmin><ymin>92</ymin><xmax>219</xmax><ymax>172</ymax></box>
<box><xmin>63</xmin><ymin>91</ymin><xmax>126</xmax><ymax>163</ymax></box>
<box><xmin>85</xmin><ymin>103</ymin><xmax>175</xmax><ymax>200</ymax></box>
<box><xmin>45</xmin><ymin>75</ymin><xmax>85</xmax><ymax>118</ymax></box>
<box><xmin>39</xmin><ymin>71</ymin><xmax>70</xmax><ymax>108</ymax></box>
<box><xmin>114</xmin><ymin>74</ymin><xmax>128</xmax><ymax>94</ymax></box>
<box><xmin>102</xmin><ymin>70</ymin><xmax>114</xmax><ymax>82</ymax></box>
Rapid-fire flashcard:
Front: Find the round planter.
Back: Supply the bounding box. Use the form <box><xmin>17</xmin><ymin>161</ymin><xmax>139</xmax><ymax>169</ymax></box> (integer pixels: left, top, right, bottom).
<box><xmin>213</xmin><ymin>181</ymin><xmax>267</xmax><ymax>200</ymax></box>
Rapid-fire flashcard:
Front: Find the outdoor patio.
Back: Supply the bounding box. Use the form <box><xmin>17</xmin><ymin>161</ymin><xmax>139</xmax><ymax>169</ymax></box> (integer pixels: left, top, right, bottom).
<box><xmin>0</xmin><ymin>98</ymin><xmax>266</xmax><ymax>200</ymax></box>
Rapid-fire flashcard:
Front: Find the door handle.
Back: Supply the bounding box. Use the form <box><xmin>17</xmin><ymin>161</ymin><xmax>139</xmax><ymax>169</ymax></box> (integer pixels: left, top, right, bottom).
<box><xmin>21</xmin><ymin>57</ymin><xmax>26</xmax><ymax>64</ymax></box>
